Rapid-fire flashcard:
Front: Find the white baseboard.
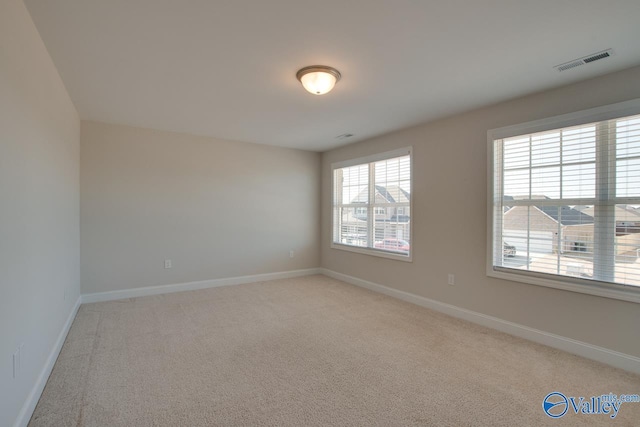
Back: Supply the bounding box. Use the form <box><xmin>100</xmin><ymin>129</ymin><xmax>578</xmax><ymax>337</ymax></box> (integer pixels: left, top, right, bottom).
<box><xmin>13</xmin><ymin>296</ymin><xmax>81</xmax><ymax>427</ymax></box>
<box><xmin>81</xmin><ymin>268</ymin><xmax>322</xmax><ymax>304</ymax></box>
<box><xmin>320</xmin><ymin>268</ymin><xmax>640</xmax><ymax>374</ymax></box>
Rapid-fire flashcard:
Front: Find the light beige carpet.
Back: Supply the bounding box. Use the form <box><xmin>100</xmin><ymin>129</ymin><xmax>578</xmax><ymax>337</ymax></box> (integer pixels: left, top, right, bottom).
<box><xmin>30</xmin><ymin>275</ymin><xmax>640</xmax><ymax>426</ymax></box>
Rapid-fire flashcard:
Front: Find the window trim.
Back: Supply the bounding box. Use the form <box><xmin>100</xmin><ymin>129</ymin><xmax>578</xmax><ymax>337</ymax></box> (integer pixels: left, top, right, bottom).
<box><xmin>331</xmin><ymin>147</ymin><xmax>413</xmax><ymax>262</ymax></box>
<box><xmin>487</xmin><ymin>99</ymin><xmax>640</xmax><ymax>304</ymax></box>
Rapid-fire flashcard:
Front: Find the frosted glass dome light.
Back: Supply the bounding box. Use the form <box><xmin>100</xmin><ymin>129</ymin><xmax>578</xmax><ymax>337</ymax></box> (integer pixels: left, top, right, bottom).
<box><xmin>296</xmin><ymin>66</ymin><xmax>341</xmax><ymax>95</ymax></box>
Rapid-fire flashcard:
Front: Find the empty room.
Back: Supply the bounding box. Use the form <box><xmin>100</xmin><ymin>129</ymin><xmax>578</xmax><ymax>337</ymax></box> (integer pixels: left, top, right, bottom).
<box><xmin>3</xmin><ymin>0</ymin><xmax>640</xmax><ymax>425</ymax></box>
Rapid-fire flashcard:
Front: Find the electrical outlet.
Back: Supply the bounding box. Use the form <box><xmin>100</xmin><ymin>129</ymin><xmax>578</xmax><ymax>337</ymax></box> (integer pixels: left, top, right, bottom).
<box><xmin>164</xmin><ymin>259</ymin><xmax>172</xmax><ymax>269</ymax></box>
<box><xmin>448</xmin><ymin>274</ymin><xmax>455</xmax><ymax>286</ymax></box>
<box><xmin>289</xmin><ymin>250</ymin><xmax>294</xmax><ymax>258</ymax></box>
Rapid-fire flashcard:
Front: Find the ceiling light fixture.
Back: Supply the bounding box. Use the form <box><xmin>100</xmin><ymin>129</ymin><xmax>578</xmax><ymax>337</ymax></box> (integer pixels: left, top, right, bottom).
<box><xmin>296</xmin><ymin>65</ymin><xmax>341</xmax><ymax>95</ymax></box>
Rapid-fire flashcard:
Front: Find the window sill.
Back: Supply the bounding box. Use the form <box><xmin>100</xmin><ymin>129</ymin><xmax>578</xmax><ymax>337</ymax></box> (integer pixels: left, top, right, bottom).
<box><xmin>487</xmin><ymin>267</ymin><xmax>640</xmax><ymax>304</ymax></box>
<box><xmin>331</xmin><ymin>243</ymin><xmax>413</xmax><ymax>262</ymax></box>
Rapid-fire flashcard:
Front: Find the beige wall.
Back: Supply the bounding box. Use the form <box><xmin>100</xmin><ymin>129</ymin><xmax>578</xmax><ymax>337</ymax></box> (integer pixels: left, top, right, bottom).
<box><xmin>0</xmin><ymin>1</ymin><xmax>80</xmax><ymax>426</ymax></box>
<box><xmin>321</xmin><ymin>65</ymin><xmax>640</xmax><ymax>357</ymax></box>
<box><xmin>81</xmin><ymin>121</ymin><xmax>320</xmax><ymax>294</ymax></box>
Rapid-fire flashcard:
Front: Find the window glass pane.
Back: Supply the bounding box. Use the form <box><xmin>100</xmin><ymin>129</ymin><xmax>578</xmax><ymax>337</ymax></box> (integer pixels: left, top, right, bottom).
<box><xmin>531</xmin><ymin>166</ymin><xmax>560</xmax><ymax>199</ymax></box>
<box><xmin>562</xmin><ymin>125</ymin><xmax>596</xmax><ymax>163</ymax></box>
<box><xmin>614</xmin><ymin>204</ymin><xmax>640</xmax><ymax>286</ymax></box>
<box><xmin>617</xmin><ymin>158</ymin><xmax>640</xmax><ymax>198</ymax></box>
<box><xmin>341</xmin><ymin>164</ymin><xmax>368</xmax><ymax>203</ymax></box>
<box><xmin>616</xmin><ymin>115</ymin><xmax>640</xmax><ymax>198</ymax></box>
<box><xmin>503</xmin><ymin>136</ymin><xmax>530</xmax><ymax>169</ymax></box>
<box><xmin>616</xmin><ymin>115</ymin><xmax>640</xmax><ymax>159</ymax></box>
<box><xmin>503</xmin><ymin>169</ymin><xmax>529</xmax><ymax>199</ymax></box>
<box><xmin>531</xmin><ymin>131</ymin><xmax>560</xmax><ymax>166</ymax></box>
<box><xmin>347</xmin><ymin>185</ymin><xmax>368</xmax><ymax>204</ymax></box>
<box><xmin>374</xmin><ymin>155</ymin><xmax>411</xmax><ymax>203</ymax></box>
<box><xmin>562</xmin><ymin>163</ymin><xmax>595</xmax><ymax>198</ymax></box>
<box><xmin>339</xmin><ymin>207</ymin><xmax>367</xmax><ymax>247</ymax></box>
<box><xmin>501</xmin><ymin>205</ymin><xmax>595</xmax><ymax>277</ymax></box>
<box><xmin>374</xmin><ymin>206</ymin><xmax>410</xmax><ymax>254</ymax></box>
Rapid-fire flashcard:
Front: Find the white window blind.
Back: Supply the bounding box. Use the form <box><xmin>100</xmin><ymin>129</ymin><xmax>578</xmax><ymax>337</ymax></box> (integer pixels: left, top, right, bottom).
<box><xmin>332</xmin><ymin>148</ymin><xmax>412</xmax><ymax>259</ymax></box>
<box><xmin>490</xmin><ymin>105</ymin><xmax>640</xmax><ymax>297</ymax></box>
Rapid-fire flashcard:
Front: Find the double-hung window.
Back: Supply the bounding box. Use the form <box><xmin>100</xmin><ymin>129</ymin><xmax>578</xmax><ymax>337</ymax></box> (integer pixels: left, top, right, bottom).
<box><xmin>332</xmin><ymin>147</ymin><xmax>412</xmax><ymax>260</ymax></box>
<box><xmin>488</xmin><ymin>99</ymin><xmax>640</xmax><ymax>302</ymax></box>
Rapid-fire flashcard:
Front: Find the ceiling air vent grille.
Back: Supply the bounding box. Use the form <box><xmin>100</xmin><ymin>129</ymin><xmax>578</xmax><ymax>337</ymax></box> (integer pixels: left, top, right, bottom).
<box><xmin>557</xmin><ymin>60</ymin><xmax>584</xmax><ymax>72</ymax></box>
<box><xmin>554</xmin><ymin>49</ymin><xmax>614</xmax><ymax>72</ymax></box>
<box><xmin>583</xmin><ymin>51</ymin><xmax>611</xmax><ymax>63</ymax></box>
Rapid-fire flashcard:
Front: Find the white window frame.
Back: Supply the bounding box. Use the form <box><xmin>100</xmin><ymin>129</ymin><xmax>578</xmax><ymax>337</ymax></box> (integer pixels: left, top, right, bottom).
<box><xmin>331</xmin><ymin>147</ymin><xmax>413</xmax><ymax>262</ymax></box>
<box><xmin>487</xmin><ymin>99</ymin><xmax>640</xmax><ymax>304</ymax></box>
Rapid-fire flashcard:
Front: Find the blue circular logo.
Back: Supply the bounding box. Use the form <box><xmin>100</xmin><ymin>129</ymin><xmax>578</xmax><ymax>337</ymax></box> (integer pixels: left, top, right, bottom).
<box><xmin>543</xmin><ymin>392</ymin><xmax>568</xmax><ymax>418</ymax></box>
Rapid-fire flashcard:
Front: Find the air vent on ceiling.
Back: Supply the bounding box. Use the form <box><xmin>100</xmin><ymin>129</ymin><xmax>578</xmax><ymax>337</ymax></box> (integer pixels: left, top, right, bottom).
<box><xmin>554</xmin><ymin>49</ymin><xmax>614</xmax><ymax>72</ymax></box>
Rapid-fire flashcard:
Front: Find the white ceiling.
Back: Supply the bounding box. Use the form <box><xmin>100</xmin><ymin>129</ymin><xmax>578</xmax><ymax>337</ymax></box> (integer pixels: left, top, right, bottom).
<box><xmin>25</xmin><ymin>0</ymin><xmax>640</xmax><ymax>152</ymax></box>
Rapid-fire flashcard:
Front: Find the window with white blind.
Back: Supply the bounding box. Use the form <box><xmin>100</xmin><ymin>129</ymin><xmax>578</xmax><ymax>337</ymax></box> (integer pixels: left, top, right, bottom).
<box><xmin>332</xmin><ymin>147</ymin><xmax>412</xmax><ymax>260</ymax></box>
<box><xmin>488</xmin><ymin>99</ymin><xmax>640</xmax><ymax>303</ymax></box>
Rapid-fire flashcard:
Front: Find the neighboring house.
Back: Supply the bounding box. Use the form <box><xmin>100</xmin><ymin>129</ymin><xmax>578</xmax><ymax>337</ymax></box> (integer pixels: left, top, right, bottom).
<box><xmin>504</xmin><ymin>204</ymin><xmax>640</xmax><ymax>256</ymax></box>
<box><xmin>341</xmin><ymin>185</ymin><xmax>410</xmax><ymax>244</ymax></box>
<box><xmin>581</xmin><ymin>205</ymin><xmax>640</xmax><ymax>256</ymax></box>
<box><xmin>503</xmin><ymin>205</ymin><xmax>594</xmax><ymax>254</ymax></box>
<box><xmin>580</xmin><ymin>205</ymin><xmax>640</xmax><ymax>235</ymax></box>
<box><xmin>352</xmin><ymin>185</ymin><xmax>410</xmax><ymax>221</ymax></box>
